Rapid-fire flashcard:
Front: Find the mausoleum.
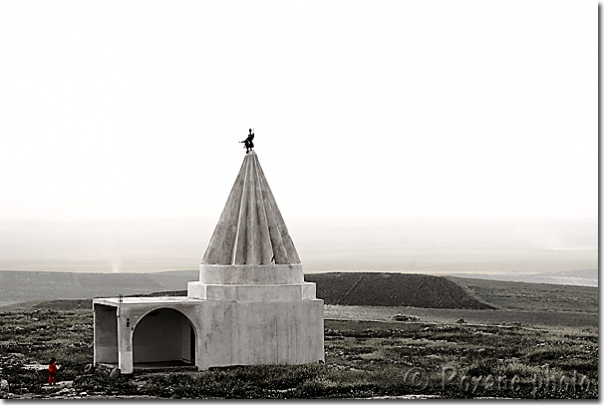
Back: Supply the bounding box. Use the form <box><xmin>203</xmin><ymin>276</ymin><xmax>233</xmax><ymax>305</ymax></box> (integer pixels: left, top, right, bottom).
<box><xmin>93</xmin><ymin>151</ymin><xmax>324</xmax><ymax>373</ymax></box>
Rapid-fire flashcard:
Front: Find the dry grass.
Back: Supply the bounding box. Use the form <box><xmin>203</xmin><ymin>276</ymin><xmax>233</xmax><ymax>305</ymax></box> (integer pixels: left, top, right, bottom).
<box><xmin>0</xmin><ymin>308</ymin><xmax>597</xmax><ymax>399</ymax></box>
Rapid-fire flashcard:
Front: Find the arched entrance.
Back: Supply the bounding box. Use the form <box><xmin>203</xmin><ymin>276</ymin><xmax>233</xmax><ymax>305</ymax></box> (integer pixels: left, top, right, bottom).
<box><xmin>133</xmin><ymin>308</ymin><xmax>196</xmax><ymax>368</ymax></box>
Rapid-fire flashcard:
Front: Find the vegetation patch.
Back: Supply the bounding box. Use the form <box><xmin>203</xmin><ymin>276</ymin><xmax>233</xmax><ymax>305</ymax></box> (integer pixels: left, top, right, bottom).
<box><xmin>0</xmin><ymin>308</ymin><xmax>597</xmax><ymax>399</ymax></box>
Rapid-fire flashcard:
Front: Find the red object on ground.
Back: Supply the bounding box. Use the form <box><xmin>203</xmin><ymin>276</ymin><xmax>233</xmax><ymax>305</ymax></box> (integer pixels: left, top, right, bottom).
<box><xmin>48</xmin><ymin>362</ymin><xmax>57</xmax><ymax>385</ymax></box>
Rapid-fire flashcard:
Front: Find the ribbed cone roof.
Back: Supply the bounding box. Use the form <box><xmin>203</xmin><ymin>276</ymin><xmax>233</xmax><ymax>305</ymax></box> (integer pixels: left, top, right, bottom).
<box><xmin>202</xmin><ymin>151</ymin><xmax>301</xmax><ymax>266</ymax></box>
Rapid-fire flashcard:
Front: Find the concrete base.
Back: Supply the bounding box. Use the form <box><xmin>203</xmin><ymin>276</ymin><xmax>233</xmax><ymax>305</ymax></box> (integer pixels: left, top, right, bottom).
<box><xmin>93</xmin><ymin>285</ymin><xmax>324</xmax><ymax>373</ymax></box>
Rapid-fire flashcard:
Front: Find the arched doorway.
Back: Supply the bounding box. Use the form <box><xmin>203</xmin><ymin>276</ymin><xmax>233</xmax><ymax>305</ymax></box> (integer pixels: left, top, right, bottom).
<box><xmin>133</xmin><ymin>308</ymin><xmax>196</xmax><ymax>368</ymax></box>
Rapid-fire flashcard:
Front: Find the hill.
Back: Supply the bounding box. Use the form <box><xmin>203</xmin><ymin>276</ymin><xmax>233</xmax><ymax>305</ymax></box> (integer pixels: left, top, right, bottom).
<box><xmin>1</xmin><ymin>270</ymin><xmax>494</xmax><ymax>310</ymax></box>
<box><xmin>2</xmin><ymin>271</ymin><xmax>598</xmax><ymax>327</ymax></box>
<box><xmin>0</xmin><ymin>270</ymin><xmax>198</xmax><ymax>306</ymax></box>
<box><xmin>1</xmin><ymin>270</ymin><xmax>598</xmax><ymax>313</ymax></box>
<box><xmin>450</xmin><ymin>268</ymin><xmax>598</xmax><ymax>287</ymax></box>
<box><xmin>448</xmin><ymin>276</ymin><xmax>598</xmax><ymax>313</ymax></box>
<box><xmin>305</xmin><ymin>272</ymin><xmax>494</xmax><ymax>309</ymax></box>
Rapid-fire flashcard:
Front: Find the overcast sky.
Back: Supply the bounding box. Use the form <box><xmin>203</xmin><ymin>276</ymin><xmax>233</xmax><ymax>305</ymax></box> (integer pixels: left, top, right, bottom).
<box><xmin>0</xmin><ymin>0</ymin><xmax>597</xmax><ymax>223</ymax></box>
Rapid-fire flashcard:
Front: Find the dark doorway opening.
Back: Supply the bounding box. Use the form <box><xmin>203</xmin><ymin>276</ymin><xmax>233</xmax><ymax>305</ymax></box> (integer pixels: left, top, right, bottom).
<box><xmin>132</xmin><ymin>308</ymin><xmax>196</xmax><ymax>370</ymax></box>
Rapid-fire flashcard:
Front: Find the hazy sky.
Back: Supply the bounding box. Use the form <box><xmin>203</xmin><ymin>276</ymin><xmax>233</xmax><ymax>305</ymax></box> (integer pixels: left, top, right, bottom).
<box><xmin>0</xmin><ymin>0</ymin><xmax>597</xmax><ymax>223</ymax></box>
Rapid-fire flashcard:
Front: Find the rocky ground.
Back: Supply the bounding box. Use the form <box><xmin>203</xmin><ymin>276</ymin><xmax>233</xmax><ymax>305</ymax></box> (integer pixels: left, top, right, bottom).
<box><xmin>0</xmin><ymin>294</ymin><xmax>597</xmax><ymax>399</ymax></box>
<box><xmin>0</xmin><ymin>353</ymin><xmax>156</xmax><ymax>399</ymax></box>
<box><xmin>0</xmin><ymin>354</ymin><xmax>439</xmax><ymax>400</ymax></box>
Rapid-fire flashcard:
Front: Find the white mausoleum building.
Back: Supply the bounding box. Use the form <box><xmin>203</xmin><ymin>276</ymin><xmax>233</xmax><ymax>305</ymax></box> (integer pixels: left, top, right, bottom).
<box><xmin>93</xmin><ymin>151</ymin><xmax>324</xmax><ymax>373</ymax></box>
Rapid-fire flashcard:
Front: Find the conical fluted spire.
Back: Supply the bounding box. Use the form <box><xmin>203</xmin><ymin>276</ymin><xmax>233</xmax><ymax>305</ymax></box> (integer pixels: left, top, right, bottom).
<box><xmin>202</xmin><ymin>151</ymin><xmax>301</xmax><ymax>266</ymax></box>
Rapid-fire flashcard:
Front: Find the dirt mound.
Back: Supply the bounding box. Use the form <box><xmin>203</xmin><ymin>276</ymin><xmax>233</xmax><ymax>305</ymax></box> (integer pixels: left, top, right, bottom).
<box><xmin>305</xmin><ymin>272</ymin><xmax>495</xmax><ymax>309</ymax></box>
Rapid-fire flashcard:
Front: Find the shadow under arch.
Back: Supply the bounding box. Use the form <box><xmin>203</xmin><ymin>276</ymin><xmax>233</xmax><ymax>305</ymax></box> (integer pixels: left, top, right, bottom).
<box><xmin>132</xmin><ymin>307</ymin><xmax>197</xmax><ymax>368</ymax></box>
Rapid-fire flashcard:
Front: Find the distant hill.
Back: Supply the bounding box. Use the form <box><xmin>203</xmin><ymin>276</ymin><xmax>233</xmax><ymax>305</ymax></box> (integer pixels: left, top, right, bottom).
<box><xmin>0</xmin><ymin>270</ymin><xmax>493</xmax><ymax>310</ymax></box>
<box><xmin>305</xmin><ymin>272</ymin><xmax>494</xmax><ymax>309</ymax></box>
<box><xmin>449</xmin><ymin>268</ymin><xmax>598</xmax><ymax>287</ymax></box>
<box><xmin>0</xmin><ymin>269</ymin><xmax>198</xmax><ymax>306</ymax></box>
<box><xmin>448</xmin><ymin>276</ymin><xmax>598</xmax><ymax>314</ymax></box>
